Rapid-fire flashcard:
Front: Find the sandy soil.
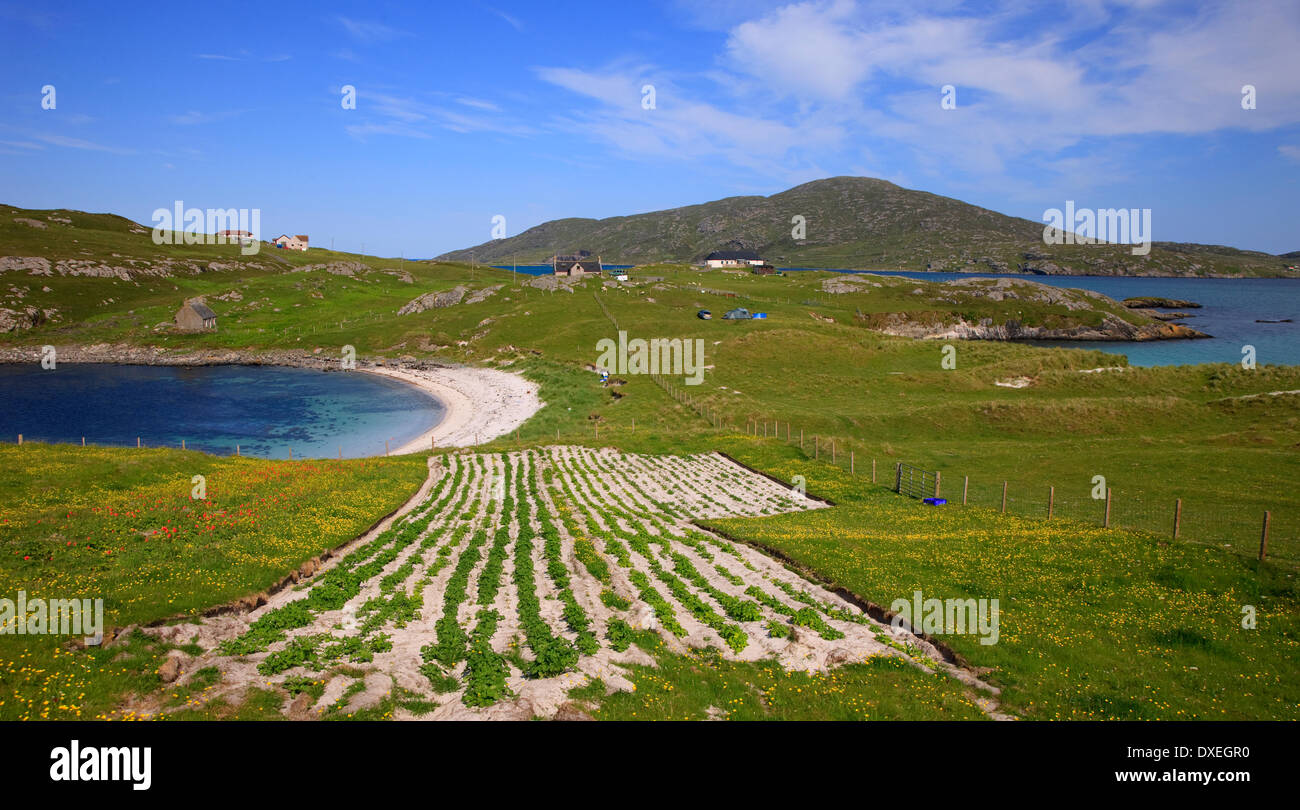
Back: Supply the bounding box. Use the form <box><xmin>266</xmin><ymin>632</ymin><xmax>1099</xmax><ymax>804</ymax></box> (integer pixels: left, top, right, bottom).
<box><xmin>131</xmin><ymin>446</ymin><xmax>1006</xmax><ymax>721</ymax></box>
<box><xmin>362</xmin><ymin>365</ymin><xmax>541</xmax><ymax>453</ymax></box>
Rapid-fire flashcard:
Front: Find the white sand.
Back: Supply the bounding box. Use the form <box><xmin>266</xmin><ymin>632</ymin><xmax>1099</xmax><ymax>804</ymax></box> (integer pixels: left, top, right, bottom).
<box><xmin>362</xmin><ymin>365</ymin><xmax>542</xmax><ymax>453</ymax></box>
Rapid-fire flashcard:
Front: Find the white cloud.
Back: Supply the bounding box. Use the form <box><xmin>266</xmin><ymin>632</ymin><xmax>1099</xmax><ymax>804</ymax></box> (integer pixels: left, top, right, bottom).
<box><xmin>541</xmin><ymin>0</ymin><xmax>1300</xmax><ymax>186</ymax></box>
<box><xmin>486</xmin><ymin>6</ymin><xmax>524</xmax><ymax>31</ymax></box>
<box><xmin>336</xmin><ymin>16</ymin><xmax>410</xmax><ymax>43</ymax></box>
<box><xmin>344</xmin><ymin>92</ymin><xmax>531</xmax><ymax>140</ymax></box>
<box><xmin>168</xmin><ymin>109</ymin><xmax>247</xmax><ymax>126</ymax></box>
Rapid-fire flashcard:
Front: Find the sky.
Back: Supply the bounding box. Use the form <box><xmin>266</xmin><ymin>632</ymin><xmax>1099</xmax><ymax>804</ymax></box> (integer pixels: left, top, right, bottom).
<box><xmin>1</xmin><ymin>0</ymin><xmax>1298</xmax><ymax>258</ymax></box>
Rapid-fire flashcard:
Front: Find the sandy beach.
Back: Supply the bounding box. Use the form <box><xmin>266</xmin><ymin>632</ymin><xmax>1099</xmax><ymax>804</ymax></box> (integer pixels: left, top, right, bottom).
<box><xmin>361</xmin><ymin>365</ymin><xmax>542</xmax><ymax>453</ymax></box>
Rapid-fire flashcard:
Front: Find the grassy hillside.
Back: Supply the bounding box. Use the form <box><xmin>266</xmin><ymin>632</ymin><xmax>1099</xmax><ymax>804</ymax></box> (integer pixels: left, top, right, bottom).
<box><xmin>433</xmin><ymin>177</ymin><xmax>1294</xmax><ymax>277</ymax></box>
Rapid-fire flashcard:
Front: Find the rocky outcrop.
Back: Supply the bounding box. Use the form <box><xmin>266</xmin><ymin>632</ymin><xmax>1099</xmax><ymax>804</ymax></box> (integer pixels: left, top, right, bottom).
<box><xmin>868</xmin><ymin>311</ymin><xmax>1210</xmax><ymax>341</ymax></box>
<box><xmin>1121</xmin><ymin>297</ymin><xmax>1202</xmax><ymax>309</ymax></box>
<box><xmin>397</xmin><ymin>284</ymin><xmax>502</xmax><ymax>315</ymax></box>
<box><xmin>0</xmin><ymin>306</ymin><xmax>58</xmax><ymax>333</ymax></box>
<box><xmin>0</xmin><ymin>256</ymin><xmax>52</xmax><ymax>274</ymax></box>
<box><xmin>942</xmin><ymin>276</ymin><xmax>1114</xmax><ymax>311</ymax></box>
<box><xmin>292</xmin><ymin>260</ymin><xmax>368</xmax><ymax>276</ymax></box>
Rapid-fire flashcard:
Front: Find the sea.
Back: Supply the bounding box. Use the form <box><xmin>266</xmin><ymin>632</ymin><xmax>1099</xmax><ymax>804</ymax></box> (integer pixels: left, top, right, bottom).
<box><xmin>0</xmin><ymin>364</ymin><xmax>444</xmax><ymax>459</ymax></box>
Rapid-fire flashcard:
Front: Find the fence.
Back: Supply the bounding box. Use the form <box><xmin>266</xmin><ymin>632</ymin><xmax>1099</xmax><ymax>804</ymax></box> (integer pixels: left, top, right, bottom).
<box><xmin>895</xmin><ymin>462</ymin><xmax>938</xmax><ymax>500</ymax></box>
<box><xmin>728</xmin><ymin>416</ymin><xmax>1293</xmax><ymax>567</ymax></box>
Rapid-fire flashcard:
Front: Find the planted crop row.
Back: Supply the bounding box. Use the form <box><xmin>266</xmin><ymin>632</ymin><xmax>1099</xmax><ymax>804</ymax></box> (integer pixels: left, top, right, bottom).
<box><xmin>535</xmin><ymin>467</ymin><xmax>598</xmax><ymax>654</ymax></box>
<box><xmin>220</xmin><ymin>457</ymin><xmax>474</xmax><ymax>656</ymax></box>
<box><xmin>514</xmin><ymin>452</ymin><xmax>579</xmax><ymax>677</ymax></box>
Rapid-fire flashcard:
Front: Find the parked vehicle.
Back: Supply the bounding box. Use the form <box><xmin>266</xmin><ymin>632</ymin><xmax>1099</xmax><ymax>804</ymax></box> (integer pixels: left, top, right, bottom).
<box><xmin>697</xmin><ymin>309</ymin><xmax>712</xmax><ymax>320</ymax></box>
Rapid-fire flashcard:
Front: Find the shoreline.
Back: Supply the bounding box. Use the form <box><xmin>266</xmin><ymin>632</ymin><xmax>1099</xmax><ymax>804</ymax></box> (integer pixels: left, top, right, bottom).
<box><xmin>0</xmin><ymin>343</ymin><xmax>542</xmax><ymax>454</ymax></box>
<box><xmin>358</xmin><ymin>365</ymin><xmax>540</xmax><ymax>452</ymax></box>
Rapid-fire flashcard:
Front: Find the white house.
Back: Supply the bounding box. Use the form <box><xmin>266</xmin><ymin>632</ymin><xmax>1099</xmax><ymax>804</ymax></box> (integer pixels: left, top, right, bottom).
<box><xmin>273</xmin><ymin>234</ymin><xmax>309</xmax><ymax>251</ymax></box>
<box><xmin>216</xmin><ymin>230</ymin><xmax>256</xmax><ymax>246</ymax></box>
<box><xmin>704</xmin><ymin>250</ymin><xmax>764</xmax><ymax>268</ymax></box>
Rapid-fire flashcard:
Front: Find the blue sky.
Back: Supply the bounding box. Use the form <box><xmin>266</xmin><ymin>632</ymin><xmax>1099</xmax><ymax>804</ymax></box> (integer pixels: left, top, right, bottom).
<box><xmin>1</xmin><ymin>0</ymin><xmax>1298</xmax><ymax>257</ymax></box>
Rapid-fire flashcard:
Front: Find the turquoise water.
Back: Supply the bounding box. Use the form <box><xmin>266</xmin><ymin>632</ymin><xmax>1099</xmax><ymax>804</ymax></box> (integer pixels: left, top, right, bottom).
<box><xmin>795</xmin><ymin>269</ymin><xmax>1300</xmax><ymax>367</ymax></box>
<box><xmin>0</xmin><ymin>364</ymin><xmax>444</xmax><ymax>458</ymax></box>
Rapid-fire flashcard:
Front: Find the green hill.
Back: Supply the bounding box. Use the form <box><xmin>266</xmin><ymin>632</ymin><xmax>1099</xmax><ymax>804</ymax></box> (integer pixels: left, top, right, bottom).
<box><xmin>436</xmin><ymin>176</ymin><xmax>1292</xmax><ymax>277</ymax></box>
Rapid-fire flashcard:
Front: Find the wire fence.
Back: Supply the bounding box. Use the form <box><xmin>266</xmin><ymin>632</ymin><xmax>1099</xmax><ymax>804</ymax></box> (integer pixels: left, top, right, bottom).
<box><xmin>732</xmin><ymin>416</ymin><xmax>1293</xmax><ymax>567</ymax></box>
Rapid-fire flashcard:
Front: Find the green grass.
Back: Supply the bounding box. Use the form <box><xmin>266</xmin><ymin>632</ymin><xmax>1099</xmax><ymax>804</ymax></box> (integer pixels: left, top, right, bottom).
<box><xmin>571</xmin><ymin>630</ymin><xmax>988</xmax><ymax>721</ymax></box>
<box><xmin>702</xmin><ymin>439</ymin><xmax>1300</xmax><ymax>720</ymax></box>
<box><xmin>0</xmin><ymin>443</ymin><xmax>427</xmax><ymax>720</ymax></box>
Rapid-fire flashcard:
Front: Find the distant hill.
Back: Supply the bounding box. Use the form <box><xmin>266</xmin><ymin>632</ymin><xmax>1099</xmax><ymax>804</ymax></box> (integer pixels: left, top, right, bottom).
<box><xmin>436</xmin><ymin>177</ymin><xmax>1292</xmax><ymax>278</ymax></box>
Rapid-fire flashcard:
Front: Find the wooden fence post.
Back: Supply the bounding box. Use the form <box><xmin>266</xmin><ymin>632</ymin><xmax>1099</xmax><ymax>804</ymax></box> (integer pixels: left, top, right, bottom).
<box><xmin>385</xmin><ymin>439</ymin><xmax>390</xmax><ymax>455</ymax></box>
<box><xmin>894</xmin><ymin>462</ymin><xmax>902</xmax><ymax>493</ymax></box>
<box><xmin>850</xmin><ymin>451</ymin><xmax>855</xmax><ymax>475</ymax></box>
<box><xmin>182</xmin><ymin>439</ymin><xmax>186</xmax><ymax>450</ymax></box>
<box><xmin>1048</xmin><ymin>486</ymin><xmax>1054</xmax><ymax>519</ymax></box>
<box><xmin>815</xmin><ymin>436</ymin><xmax>819</xmax><ymax>460</ymax></box>
<box><xmin>872</xmin><ymin>459</ymin><xmax>877</xmax><ymax>483</ymax></box>
<box><xmin>17</xmin><ymin>434</ymin><xmax>22</xmax><ymax>445</ymax></box>
<box><xmin>1104</xmin><ymin>488</ymin><xmax>1112</xmax><ymax>528</ymax></box>
<box><xmin>831</xmin><ymin>440</ymin><xmax>836</xmax><ymax>464</ymax></box>
<box><xmin>1260</xmin><ymin>511</ymin><xmax>1271</xmax><ymax>561</ymax></box>
<box><xmin>631</xmin><ymin>418</ymin><xmax>635</xmax><ymax>433</ymax></box>
<box><xmin>81</xmin><ymin>437</ymin><xmax>85</xmax><ymax>446</ymax></box>
<box><xmin>1173</xmin><ymin>498</ymin><xmax>1182</xmax><ymax>540</ymax></box>
<box><xmin>136</xmin><ymin>437</ymin><xmax>140</xmax><ymax>448</ymax></box>
<box><xmin>800</xmin><ymin>428</ymin><xmax>804</xmax><ymax>449</ymax></box>
<box><xmin>236</xmin><ymin>444</ymin><xmax>241</xmax><ymax>456</ymax></box>
<box><xmin>1001</xmin><ymin>481</ymin><xmax>1008</xmax><ymax>514</ymax></box>
<box><xmin>963</xmin><ymin>475</ymin><xmax>969</xmax><ymax>506</ymax></box>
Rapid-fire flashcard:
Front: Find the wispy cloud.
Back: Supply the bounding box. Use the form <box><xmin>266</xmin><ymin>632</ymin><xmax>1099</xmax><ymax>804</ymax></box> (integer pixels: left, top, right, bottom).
<box><xmin>485</xmin><ymin>6</ymin><xmax>524</xmax><ymax>31</ymax></box>
<box><xmin>168</xmin><ymin>109</ymin><xmax>248</xmax><ymax>126</ymax></box>
<box><xmin>456</xmin><ymin>97</ymin><xmax>501</xmax><ymax>111</ymax></box>
<box><xmin>195</xmin><ymin>51</ymin><xmax>292</xmax><ymax>62</ymax></box>
<box><xmin>344</xmin><ymin>90</ymin><xmax>529</xmax><ymax>140</ymax></box>
<box><xmin>31</xmin><ymin>133</ymin><xmax>132</xmax><ymax>154</ymax></box>
<box><xmin>336</xmin><ymin>15</ymin><xmax>410</xmax><ymax>43</ymax></box>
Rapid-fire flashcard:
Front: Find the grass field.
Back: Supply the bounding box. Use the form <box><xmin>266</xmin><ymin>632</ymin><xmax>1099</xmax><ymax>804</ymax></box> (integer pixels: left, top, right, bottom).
<box><xmin>701</xmin><ymin>439</ymin><xmax>1300</xmax><ymax>720</ymax></box>
<box><xmin>0</xmin><ymin>444</ymin><xmax>427</xmax><ymax>720</ymax></box>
